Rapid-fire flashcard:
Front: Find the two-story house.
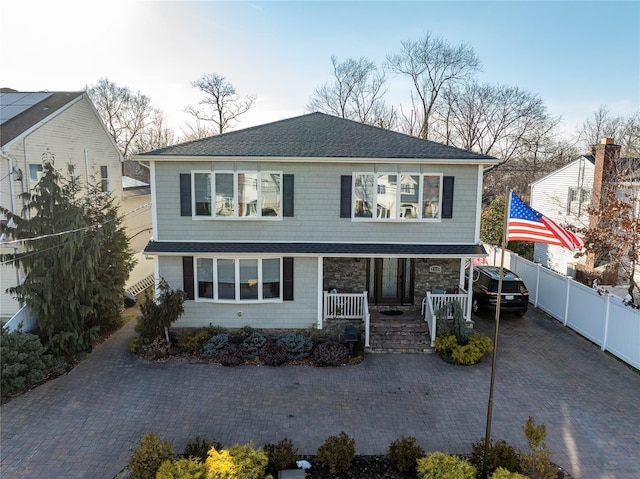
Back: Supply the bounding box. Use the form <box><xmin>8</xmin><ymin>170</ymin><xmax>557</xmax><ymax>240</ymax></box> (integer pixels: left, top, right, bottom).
<box><xmin>530</xmin><ymin>138</ymin><xmax>640</xmax><ymax>282</ymax></box>
<box><xmin>139</xmin><ymin>113</ymin><xmax>498</xmax><ymax>345</ymax></box>
<box><xmin>1</xmin><ymin>89</ymin><xmax>153</xmax><ymax>324</ymax></box>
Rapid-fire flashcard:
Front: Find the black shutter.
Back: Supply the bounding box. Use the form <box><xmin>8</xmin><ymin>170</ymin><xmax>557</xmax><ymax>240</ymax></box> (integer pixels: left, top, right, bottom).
<box><xmin>180</xmin><ymin>174</ymin><xmax>192</xmax><ymax>216</ymax></box>
<box><xmin>442</xmin><ymin>176</ymin><xmax>454</xmax><ymax>219</ymax></box>
<box><xmin>340</xmin><ymin>175</ymin><xmax>352</xmax><ymax>218</ymax></box>
<box><xmin>283</xmin><ymin>257</ymin><xmax>294</xmax><ymax>301</ymax></box>
<box><xmin>283</xmin><ymin>174</ymin><xmax>294</xmax><ymax>217</ymax></box>
<box><xmin>183</xmin><ymin>256</ymin><xmax>194</xmax><ymax>300</ymax></box>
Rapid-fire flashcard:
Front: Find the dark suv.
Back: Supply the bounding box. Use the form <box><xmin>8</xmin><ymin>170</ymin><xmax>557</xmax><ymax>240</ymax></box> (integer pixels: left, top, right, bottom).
<box><xmin>465</xmin><ymin>266</ymin><xmax>529</xmax><ymax>316</ymax></box>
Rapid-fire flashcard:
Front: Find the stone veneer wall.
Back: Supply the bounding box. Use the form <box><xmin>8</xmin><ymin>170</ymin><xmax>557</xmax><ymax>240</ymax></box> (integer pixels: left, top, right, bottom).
<box><xmin>323</xmin><ymin>258</ymin><xmax>368</xmax><ymax>293</ymax></box>
<box><xmin>323</xmin><ymin>257</ymin><xmax>463</xmax><ymax>307</ymax></box>
<box><xmin>413</xmin><ymin>258</ymin><xmax>462</xmax><ymax>305</ymax></box>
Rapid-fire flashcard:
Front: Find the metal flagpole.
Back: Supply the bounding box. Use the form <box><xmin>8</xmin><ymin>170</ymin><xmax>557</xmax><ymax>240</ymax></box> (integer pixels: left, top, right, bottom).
<box><xmin>483</xmin><ymin>188</ymin><xmax>509</xmax><ymax>479</ymax></box>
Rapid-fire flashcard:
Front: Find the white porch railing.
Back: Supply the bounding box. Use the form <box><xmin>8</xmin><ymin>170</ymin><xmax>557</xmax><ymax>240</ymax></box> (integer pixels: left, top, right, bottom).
<box><xmin>422</xmin><ymin>292</ymin><xmax>471</xmax><ymax>347</ymax></box>
<box><xmin>2</xmin><ymin>305</ymin><xmax>37</xmax><ymax>333</ymax></box>
<box><xmin>323</xmin><ymin>291</ymin><xmax>370</xmax><ymax>347</ymax></box>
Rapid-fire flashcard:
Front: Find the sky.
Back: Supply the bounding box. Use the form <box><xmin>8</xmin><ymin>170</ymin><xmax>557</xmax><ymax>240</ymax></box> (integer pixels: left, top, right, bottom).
<box><xmin>2</xmin><ymin>0</ymin><xmax>639</xmax><ymax>141</ymax></box>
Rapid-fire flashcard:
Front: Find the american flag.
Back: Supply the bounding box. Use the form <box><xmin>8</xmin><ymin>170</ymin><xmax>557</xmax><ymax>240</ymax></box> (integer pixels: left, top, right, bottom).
<box><xmin>507</xmin><ymin>191</ymin><xmax>584</xmax><ymax>251</ymax></box>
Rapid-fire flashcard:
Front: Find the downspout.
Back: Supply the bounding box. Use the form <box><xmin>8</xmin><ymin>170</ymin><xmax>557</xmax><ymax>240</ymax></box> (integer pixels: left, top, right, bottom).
<box><xmin>1</xmin><ymin>150</ymin><xmax>24</xmax><ymax>287</ymax></box>
<box><xmin>85</xmin><ymin>148</ymin><xmax>91</xmax><ymax>195</ymax></box>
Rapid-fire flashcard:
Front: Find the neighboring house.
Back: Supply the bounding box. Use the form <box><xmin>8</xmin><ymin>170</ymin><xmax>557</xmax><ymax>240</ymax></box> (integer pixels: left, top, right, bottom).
<box><xmin>530</xmin><ymin>138</ymin><xmax>640</xmax><ymax>281</ymax></box>
<box><xmin>138</xmin><ymin>112</ymin><xmax>498</xmax><ymax>343</ymax></box>
<box><xmin>0</xmin><ymin>89</ymin><xmax>151</xmax><ymax>322</ymax></box>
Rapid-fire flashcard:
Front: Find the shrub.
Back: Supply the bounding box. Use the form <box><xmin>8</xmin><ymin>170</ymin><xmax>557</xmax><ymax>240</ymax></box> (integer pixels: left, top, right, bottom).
<box><xmin>206</xmin><ymin>443</ymin><xmax>268</xmax><ymax>479</ymax></box>
<box><xmin>156</xmin><ymin>457</ymin><xmax>206</xmax><ymax>479</ymax></box>
<box><xmin>520</xmin><ymin>417</ymin><xmax>556</xmax><ymax>479</ymax></box>
<box><xmin>313</xmin><ymin>341</ymin><xmax>349</xmax><ymax>366</ymax></box>
<box><xmin>1</xmin><ymin>328</ymin><xmax>53</xmax><ymax>402</ymax></box>
<box><xmin>179</xmin><ymin>329</ymin><xmax>215</xmax><ymax>354</ymax></box>
<box><xmin>277</xmin><ymin>333</ymin><xmax>313</xmax><ymax>360</ymax></box>
<box><xmin>138</xmin><ymin>337</ymin><xmax>170</xmax><ymax>360</ymax></box>
<box><xmin>469</xmin><ymin>439</ymin><xmax>519</xmax><ymax>476</ymax></box>
<box><xmin>218</xmin><ymin>344</ymin><xmax>248</xmax><ymax>366</ymax></box>
<box><xmin>388</xmin><ymin>436</ymin><xmax>425</xmax><ymax>474</ymax></box>
<box><xmin>184</xmin><ymin>435</ymin><xmax>223</xmax><ymax>461</ymax></box>
<box><xmin>202</xmin><ymin>333</ymin><xmax>229</xmax><ymax>358</ymax></box>
<box><xmin>435</xmin><ymin>332</ymin><xmax>492</xmax><ymax>365</ymax></box>
<box><xmin>128</xmin><ymin>432</ymin><xmax>176</xmax><ymax>479</ymax></box>
<box><xmin>264</xmin><ymin>438</ymin><xmax>298</xmax><ymax>475</ymax></box>
<box><xmin>259</xmin><ymin>343</ymin><xmax>289</xmax><ymax>366</ymax></box>
<box><xmin>416</xmin><ymin>452</ymin><xmax>476</xmax><ymax>479</ymax></box>
<box><xmin>317</xmin><ymin>431</ymin><xmax>356</xmax><ymax>474</ymax></box>
<box><xmin>434</xmin><ymin>334</ymin><xmax>458</xmax><ymax>356</ymax></box>
<box><xmin>135</xmin><ymin>280</ymin><xmax>186</xmax><ymax>341</ymax></box>
<box><xmin>241</xmin><ymin>332</ymin><xmax>267</xmax><ymax>358</ymax></box>
<box><xmin>490</xmin><ymin>467</ymin><xmax>529</xmax><ymax>479</ymax></box>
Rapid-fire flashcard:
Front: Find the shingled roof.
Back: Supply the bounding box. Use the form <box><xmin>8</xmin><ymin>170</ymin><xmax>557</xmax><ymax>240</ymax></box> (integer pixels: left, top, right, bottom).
<box><xmin>0</xmin><ymin>91</ymin><xmax>84</xmax><ymax>147</ymax></box>
<box><xmin>140</xmin><ymin>112</ymin><xmax>497</xmax><ymax>161</ymax></box>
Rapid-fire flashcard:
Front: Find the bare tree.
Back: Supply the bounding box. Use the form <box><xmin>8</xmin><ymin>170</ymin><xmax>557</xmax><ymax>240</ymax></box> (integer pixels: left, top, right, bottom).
<box><xmin>578</xmin><ymin>106</ymin><xmax>640</xmax><ymax>156</ymax></box>
<box><xmin>186</xmin><ymin>73</ymin><xmax>256</xmax><ymax>134</ymax></box>
<box><xmin>178</xmin><ymin>119</ymin><xmax>218</xmax><ymax>143</ymax></box>
<box><xmin>308</xmin><ymin>56</ymin><xmax>396</xmax><ymax>128</ymax></box>
<box><xmin>133</xmin><ymin>109</ymin><xmax>175</xmax><ymax>153</ymax></box>
<box><xmin>86</xmin><ymin>78</ymin><xmax>165</xmax><ymax>158</ymax></box>
<box><xmin>386</xmin><ymin>32</ymin><xmax>481</xmax><ymax>139</ymax></box>
<box><xmin>437</xmin><ymin>81</ymin><xmax>557</xmax><ymax>162</ymax></box>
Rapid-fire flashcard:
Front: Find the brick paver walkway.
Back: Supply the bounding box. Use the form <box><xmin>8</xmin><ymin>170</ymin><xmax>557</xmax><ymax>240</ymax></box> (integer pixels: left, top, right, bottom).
<box><xmin>1</xmin><ymin>307</ymin><xmax>639</xmax><ymax>478</ymax></box>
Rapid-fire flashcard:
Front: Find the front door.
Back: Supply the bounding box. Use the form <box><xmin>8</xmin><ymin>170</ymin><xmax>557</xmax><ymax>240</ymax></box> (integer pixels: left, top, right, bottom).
<box><xmin>369</xmin><ymin>258</ymin><xmax>413</xmax><ymax>305</ymax></box>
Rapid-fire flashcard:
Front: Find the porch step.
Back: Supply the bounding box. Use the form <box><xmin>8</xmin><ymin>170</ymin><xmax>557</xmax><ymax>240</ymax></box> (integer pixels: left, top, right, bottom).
<box><xmin>367</xmin><ymin>316</ymin><xmax>434</xmax><ymax>354</ymax></box>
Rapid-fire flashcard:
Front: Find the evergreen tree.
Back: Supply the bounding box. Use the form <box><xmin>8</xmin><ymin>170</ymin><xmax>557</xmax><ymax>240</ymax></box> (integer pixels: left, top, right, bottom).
<box><xmin>1</xmin><ymin>152</ymin><xmax>133</xmax><ymax>356</ymax></box>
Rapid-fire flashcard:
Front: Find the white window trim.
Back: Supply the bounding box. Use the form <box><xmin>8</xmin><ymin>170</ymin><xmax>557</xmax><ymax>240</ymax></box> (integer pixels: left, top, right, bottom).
<box><xmin>191</xmin><ymin>170</ymin><xmax>283</xmax><ymax>221</ymax></box>
<box><xmin>352</xmin><ymin>172</ymin><xmax>443</xmax><ymax>222</ymax></box>
<box><xmin>194</xmin><ymin>256</ymin><xmax>283</xmax><ymax>303</ymax></box>
<box><xmin>100</xmin><ymin>165</ymin><xmax>110</xmax><ymax>192</ymax></box>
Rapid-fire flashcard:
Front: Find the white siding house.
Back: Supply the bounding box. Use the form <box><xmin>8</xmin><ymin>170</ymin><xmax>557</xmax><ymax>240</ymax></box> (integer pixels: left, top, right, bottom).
<box><xmin>0</xmin><ymin>90</ymin><xmax>125</xmax><ymax>321</ymax></box>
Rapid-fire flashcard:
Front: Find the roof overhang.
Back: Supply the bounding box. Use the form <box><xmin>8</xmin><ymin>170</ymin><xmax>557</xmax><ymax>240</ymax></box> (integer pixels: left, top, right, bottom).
<box><xmin>144</xmin><ymin>241</ymin><xmax>488</xmax><ymax>258</ymax></box>
<box><xmin>135</xmin><ymin>154</ymin><xmax>499</xmax><ymax>166</ymax></box>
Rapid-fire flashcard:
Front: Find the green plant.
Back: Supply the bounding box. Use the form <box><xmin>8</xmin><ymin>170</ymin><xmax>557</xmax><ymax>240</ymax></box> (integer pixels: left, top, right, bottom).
<box><xmin>451</xmin><ymin>333</ymin><xmax>493</xmax><ymax>365</ymax></box>
<box><xmin>179</xmin><ymin>329</ymin><xmax>215</xmax><ymax>353</ymax></box>
<box><xmin>218</xmin><ymin>344</ymin><xmax>248</xmax><ymax>366</ymax></box>
<box><xmin>317</xmin><ymin>431</ymin><xmax>356</xmax><ymax>474</ymax></box>
<box><xmin>435</xmin><ymin>332</ymin><xmax>492</xmax><ymax>365</ymax></box>
<box><xmin>490</xmin><ymin>467</ymin><xmax>529</xmax><ymax>479</ymax></box>
<box><xmin>1</xmin><ymin>328</ymin><xmax>53</xmax><ymax>402</ymax></box>
<box><xmin>128</xmin><ymin>432</ymin><xmax>176</xmax><ymax>479</ymax></box>
<box><xmin>312</xmin><ymin>341</ymin><xmax>349</xmax><ymax>366</ymax></box>
<box><xmin>469</xmin><ymin>439</ymin><xmax>519</xmax><ymax>476</ymax></box>
<box><xmin>128</xmin><ymin>335</ymin><xmax>143</xmax><ymax>353</ymax></box>
<box><xmin>520</xmin><ymin>417</ymin><xmax>556</xmax><ymax>479</ymax></box>
<box><xmin>184</xmin><ymin>435</ymin><xmax>223</xmax><ymax>461</ymax></box>
<box><xmin>156</xmin><ymin>457</ymin><xmax>206</xmax><ymax>479</ymax></box>
<box><xmin>277</xmin><ymin>333</ymin><xmax>313</xmax><ymax>360</ymax></box>
<box><xmin>241</xmin><ymin>332</ymin><xmax>267</xmax><ymax>357</ymax></box>
<box><xmin>264</xmin><ymin>438</ymin><xmax>298</xmax><ymax>475</ymax></box>
<box><xmin>388</xmin><ymin>436</ymin><xmax>425</xmax><ymax>474</ymax></box>
<box><xmin>202</xmin><ymin>333</ymin><xmax>229</xmax><ymax>358</ymax></box>
<box><xmin>259</xmin><ymin>343</ymin><xmax>289</xmax><ymax>366</ymax></box>
<box><xmin>135</xmin><ymin>279</ymin><xmax>187</xmax><ymax>341</ymax></box>
<box><xmin>416</xmin><ymin>452</ymin><xmax>476</xmax><ymax>479</ymax></box>
<box><xmin>205</xmin><ymin>443</ymin><xmax>268</xmax><ymax>479</ymax></box>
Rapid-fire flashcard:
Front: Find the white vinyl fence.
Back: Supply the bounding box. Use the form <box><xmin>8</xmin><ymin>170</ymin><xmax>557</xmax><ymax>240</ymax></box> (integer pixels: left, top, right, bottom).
<box><xmin>485</xmin><ymin>245</ymin><xmax>640</xmax><ymax>370</ymax></box>
<box><xmin>2</xmin><ymin>304</ymin><xmax>37</xmax><ymax>333</ymax></box>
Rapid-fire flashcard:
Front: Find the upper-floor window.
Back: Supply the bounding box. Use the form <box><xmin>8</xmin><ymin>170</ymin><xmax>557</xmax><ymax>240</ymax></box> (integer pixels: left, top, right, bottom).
<box><xmin>567</xmin><ymin>187</ymin><xmax>589</xmax><ymax>217</ymax></box>
<box><xmin>195</xmin><ymin>257</ymin><xmax>281</xmax><ymax>302</ymax></box>
<box><xmin>29</xmin><ymin>164</ymin><xmax>43</xmax><ymax>182</ymax></box>
<box><xmin>352</xmin><ymin>173</ymin><xmax>442</xmax><ymax>220</ymax></box>
<box><xmin>100</xmin><ymin>165</ymin><xmax>110</xmax><ymax>192</ymax></box>
<box><xmin>193</xmin><ymin>171</ymin><xmax>282</xmax><ymax>219</ymax></box>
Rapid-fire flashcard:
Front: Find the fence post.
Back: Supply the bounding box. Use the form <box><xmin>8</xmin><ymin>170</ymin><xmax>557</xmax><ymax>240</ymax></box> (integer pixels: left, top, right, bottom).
<box><xmin>602</xmin><ymin>294</ymin><xmax>611</xmax><ymax>352</ymax></box>
<box><xmin>564</xmin><ymin>276</ymin><xmax>571</xmax><ymax>326</ymax></box>
<box><xmin>534</xmin><ymin>263</ymin><xmax>541</xmax><ymax>309</ymax></box>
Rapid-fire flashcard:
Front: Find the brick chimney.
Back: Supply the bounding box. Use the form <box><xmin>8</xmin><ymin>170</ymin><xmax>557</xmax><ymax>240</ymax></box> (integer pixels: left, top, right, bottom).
<box><xmin>586</xmin><ymin>138</ymin><xmax>621</xmax><ymax>270</ymax></box>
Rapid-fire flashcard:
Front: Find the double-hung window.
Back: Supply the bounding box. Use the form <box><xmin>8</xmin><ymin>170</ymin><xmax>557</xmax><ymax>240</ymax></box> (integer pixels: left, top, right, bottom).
<box><xmin>195</xmin><ymin>257</ymin><xmax>282</xmax><ymax>302</ymax></box>
<box><xmin>352</xmin><ymin>173</ymin><xmax>442</xmax><ymax>220</ymax></box>
<box><xmin>192</xmin><ymin>171</ymin><xmax>282</xmax><ymax>219</ymax></box>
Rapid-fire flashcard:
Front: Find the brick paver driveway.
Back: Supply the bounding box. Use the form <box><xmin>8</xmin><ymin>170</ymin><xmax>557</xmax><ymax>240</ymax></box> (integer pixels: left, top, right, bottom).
<box><xmin>1</xmin><ymin>307</ymin><xmax>639</xmax><ymax>478</ymax></box>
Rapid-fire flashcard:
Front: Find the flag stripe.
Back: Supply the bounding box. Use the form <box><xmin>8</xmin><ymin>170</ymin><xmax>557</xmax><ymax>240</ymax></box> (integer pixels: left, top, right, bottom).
<box><xmin>506</xmin><ymin>191</ymin><xmax>584</xmax><ymax>251</ymax></box>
